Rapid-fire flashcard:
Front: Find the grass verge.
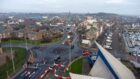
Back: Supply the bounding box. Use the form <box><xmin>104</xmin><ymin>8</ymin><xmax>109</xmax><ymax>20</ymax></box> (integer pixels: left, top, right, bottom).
<box><xmin>70</xmin><ymin>58</ymin><xmax>83</xmax><ymax>74</ymax></box>
<box><xmin>0</xmin><ymin>48</ymin><xmax>27</xmax><ymax>79</ymax></box>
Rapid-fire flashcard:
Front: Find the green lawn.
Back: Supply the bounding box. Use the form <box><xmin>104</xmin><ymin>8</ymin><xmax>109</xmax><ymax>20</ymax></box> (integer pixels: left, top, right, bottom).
<box><xmin>0</xmin><ymin>48</ymin><xmax>27</xmax><ymax>79</ymax></box>
<box><xmin>70</xmin><ymin>58</ymin><xmax>83</xmax><ymax>74</ymax></box>
<box><xmin>1</xmin><ymin>39</ymin><xmax>41</xmax><ymax>45</ymax></box>
<box><xmin>47</xmin><ymin>37</ymin><xmax>61</xmax><ymax>45</ymax></box>
<box><xmin>1</xmin><ymin>37</ymin><xmax>61</xmax><ymax>45</ymax></box>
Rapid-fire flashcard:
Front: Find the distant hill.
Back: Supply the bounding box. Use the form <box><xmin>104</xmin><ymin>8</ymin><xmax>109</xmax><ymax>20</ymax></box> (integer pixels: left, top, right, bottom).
<box><xmin>0</xmin><ymin>12</ymin><xmax>138</xmax><ymax>22</ymax></box>
<box><xmin>85</xmin><ymin>12</ymin><xmax>118</xmax><ymax>16</ymax></box>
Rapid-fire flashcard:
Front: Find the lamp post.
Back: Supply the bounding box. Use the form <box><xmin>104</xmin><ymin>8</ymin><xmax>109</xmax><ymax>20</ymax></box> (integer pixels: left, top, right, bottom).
<box><xmin>69</xmin><ymin>45</ymin><xmax>74</xmax><ymax>63</ymax></box>
<box><xmin>8</xmin><ymin>19</ymin><xmax>15</xmax><ymax>72</ymax></box>
<box><xmin>10</xmin><ymin>38</ymin><xmax>15</xmax><ymax>72</ymax></box>
<box><xmin>25</xmin><ymin>33</ymin><xmax>28</xmax><ymax>50</ymax></box>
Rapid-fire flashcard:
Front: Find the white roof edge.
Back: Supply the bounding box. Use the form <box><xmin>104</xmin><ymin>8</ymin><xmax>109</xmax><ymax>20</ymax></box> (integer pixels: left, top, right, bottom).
<box><xmin>70</xmin><ymin>73</ymin><xmax>105</xmax><ymax>79</ymax></box>
<box><xmin>95</xmin><ymin>41</ymin><xmax>136</xmax><ymax>79</ymax></box>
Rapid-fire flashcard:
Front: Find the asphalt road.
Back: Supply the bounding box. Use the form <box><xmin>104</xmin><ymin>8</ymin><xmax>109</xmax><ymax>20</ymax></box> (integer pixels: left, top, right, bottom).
<box><xmin>11</xmin><ymin>25</ymin><xmax>83</xmax><ymax>79</ymax></box>
<box><xmin>112</xmin><ymin>28</ymin><xmax>126</xmax><ymax>59</ymax></box>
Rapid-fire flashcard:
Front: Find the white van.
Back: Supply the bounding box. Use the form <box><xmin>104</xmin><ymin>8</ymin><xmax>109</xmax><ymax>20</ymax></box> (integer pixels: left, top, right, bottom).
<box><xmin>107</xmin><ymin>36</ymin><xmax>112</xmax><ymax>40</ymax></box>
<box><xmin>104</xmin><ymin>45</ymin><xmax>112</xmax><ymax>50</ymax></box>
<box><xmin>106</xmin><ymin>39</ymin><xmax>112</xmax><ymax>42</ymax></box>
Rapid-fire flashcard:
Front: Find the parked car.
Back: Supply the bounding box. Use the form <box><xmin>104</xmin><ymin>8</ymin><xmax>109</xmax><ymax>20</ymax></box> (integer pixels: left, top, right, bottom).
<box><xmin>106</xmin><ymin>42</ymin><xmax>112</xmax><ymax>46</ymax></box>
<box><xmin>106</xmin><ymin>39</ymin><xmax>112</xmax><ymax>42</ymax></box>
<box><xmin>104</xmin><ymin>45</ymin><xmax>112</xmax><ymax>50</ymax></box>
<box><xmin>107</xmin><ymin>36</ymin><xmax>112</xmax><ymax>40</ymax></box>
<box><xmin>82</xmin><ymin>50</ymin><xmax>91</xmax><ymax>56</ymax></box>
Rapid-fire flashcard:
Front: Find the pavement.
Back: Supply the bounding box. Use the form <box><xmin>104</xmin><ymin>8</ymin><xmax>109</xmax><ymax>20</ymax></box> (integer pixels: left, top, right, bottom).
<box><xmin>82</xmin><ymin>57</ymin><xmax>91</xmax><ymax>75</ymax></box>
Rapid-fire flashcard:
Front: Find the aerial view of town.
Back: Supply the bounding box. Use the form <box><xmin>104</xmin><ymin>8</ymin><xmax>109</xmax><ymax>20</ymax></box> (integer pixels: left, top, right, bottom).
<box><xmin>0</xmin><ymin>0</ymin><xmax>140</xmax><ymax>79</ymax></box>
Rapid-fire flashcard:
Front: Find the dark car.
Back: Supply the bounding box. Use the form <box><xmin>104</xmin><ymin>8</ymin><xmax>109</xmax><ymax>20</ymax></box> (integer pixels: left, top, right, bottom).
<box><xmin>54</xmin><ymin>55</ymin><xmax>61</xmax><ymax>61</ymax></box>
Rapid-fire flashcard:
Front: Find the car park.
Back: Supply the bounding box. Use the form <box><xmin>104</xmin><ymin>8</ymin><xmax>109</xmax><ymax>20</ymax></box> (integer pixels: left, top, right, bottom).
<box><xmin>28</xmin><ymin>71</ymin><xmax>36</xmax><ymax>78</ymax></box>
<box><xmin>133</xmin><ymin>52</ymin><xmax>140</xmax><ymax>57</ymax></box>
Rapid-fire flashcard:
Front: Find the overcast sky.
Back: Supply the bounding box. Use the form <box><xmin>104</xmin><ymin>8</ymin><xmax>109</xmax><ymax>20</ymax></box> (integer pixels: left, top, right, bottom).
<box><xmin>0</xmin><ymin>0</ymin><xmax>140</xmax><ymax>15</ymax></box>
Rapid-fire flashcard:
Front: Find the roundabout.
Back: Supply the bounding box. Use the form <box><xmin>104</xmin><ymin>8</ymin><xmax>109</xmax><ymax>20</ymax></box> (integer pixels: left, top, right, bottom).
<box><xmin>40</xmin><ymin>63</ymin><xmax>71</xmax><ymax>79</ymax></box>
<box><xmin>53</xmin><ymin>63</ymin><xmax>70</xmax><ymax>79</ymax></box>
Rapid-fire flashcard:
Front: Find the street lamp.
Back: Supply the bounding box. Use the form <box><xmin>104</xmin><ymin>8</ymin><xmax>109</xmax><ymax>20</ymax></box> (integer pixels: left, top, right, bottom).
<box><xmin>25</xmin><ymin>33</ymin><xmax>28</xmax><ymax>50</ymax></box>
<box><xmin>8</xmin><ymin>20</ymin><xmax>15</xmax><ymax>72</ymax></box>
<box><xmin>69</xmin><ymin>45</ymin><xmax>74</xmax><ymax>63</ymax></box>
<box><xmin>10</xmin><ymin>38</ymin><xmax>16</xmax><ymax>72</ymax></box>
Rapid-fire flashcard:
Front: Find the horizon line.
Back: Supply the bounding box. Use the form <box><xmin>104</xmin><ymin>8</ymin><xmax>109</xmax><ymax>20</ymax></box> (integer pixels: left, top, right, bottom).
<box><xmin>0</xmin><ymin>12</ymin><xmax>138</xmax><ymax>16</ymax></box>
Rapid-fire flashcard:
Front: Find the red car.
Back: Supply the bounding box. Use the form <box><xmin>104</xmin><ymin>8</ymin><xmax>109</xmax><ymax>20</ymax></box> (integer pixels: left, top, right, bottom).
<box><xmin>82</xmin><ymin>50</ymin><xmax>90</xmax><ymax>56</ymax></box>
